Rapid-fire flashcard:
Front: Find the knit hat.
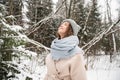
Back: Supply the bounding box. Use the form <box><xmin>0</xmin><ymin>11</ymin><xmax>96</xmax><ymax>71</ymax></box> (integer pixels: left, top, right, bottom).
<box><xmin>62</xmin><ymin>19</ymin><xmax>81</xmax><ymax>36</ymax></box>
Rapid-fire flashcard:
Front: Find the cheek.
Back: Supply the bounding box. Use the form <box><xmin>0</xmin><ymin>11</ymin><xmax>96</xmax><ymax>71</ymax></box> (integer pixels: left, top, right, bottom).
<box><xmin>58</xmin><ymin>28</ymin><xmax>66</xmax><ymax>34</ymax></box>
<box><xmin>58</xmin><ymin>26</ymin><xmax>68</xmax><ymax>34</ymax></box>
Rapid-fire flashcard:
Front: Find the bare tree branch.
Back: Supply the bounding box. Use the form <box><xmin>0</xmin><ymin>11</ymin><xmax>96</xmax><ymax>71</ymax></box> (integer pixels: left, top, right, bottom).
<box><xmin>53</xmin><ymin>0</ymin><xmax>66</xmax><ymax>15</ymax></box>
<box><xmin>16</xmin><ymin>32</ymin><xmax>50</xmax><ymax>51</ymax></box>
<box><xmin>26</xmin><ymin>0</ymin><xmax>66</xmax><ymax>36</ymax></box>
<box><xmin>82</xmin><ymin>18</ymin><xmax>120</xmax><ymax>53</ymax></box>
<box><xmin>26</xmin><ymin>38</ymin><xmax>50</xmax><ymax>51</ymax></box>
<box><xmin>106</xmin><ymin>27</ymin><xmax>120</xmax><ymax>36</ymax></box>
<box><xmin>112</xmin><ymin>33</ymin><xmax>116</xmax><ymax>53</ymax></box>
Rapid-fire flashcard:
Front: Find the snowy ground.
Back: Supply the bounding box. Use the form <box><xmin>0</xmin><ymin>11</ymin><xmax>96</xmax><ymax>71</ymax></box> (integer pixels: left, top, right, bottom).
<box><xmin>87</xmin><ymin>69</ymin><xmax>120</xmax><ymax>80</ymax></box>
<box><xmin>86</xmin><ymin>54</ymin><xmax>120</xmax><ymax>80</ymax></box>
<box><xmin>13</xmin><ymin>54</ymin><xmax>120</xmax><ymax>80</ymax></box>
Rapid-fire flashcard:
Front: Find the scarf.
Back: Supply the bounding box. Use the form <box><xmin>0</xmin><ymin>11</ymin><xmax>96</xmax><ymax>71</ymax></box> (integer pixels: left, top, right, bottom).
<box><xmin>51</xmin><ymin>35</ymin><xmax>83</xmax><ymax>60</ymax></box>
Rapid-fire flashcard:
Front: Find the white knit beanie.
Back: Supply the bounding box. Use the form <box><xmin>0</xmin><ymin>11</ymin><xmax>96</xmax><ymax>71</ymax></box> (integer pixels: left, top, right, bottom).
<box><xmin>62</xmin><ymin>19</ymin><xmax>81</xmax><ymax>36</ymax></box>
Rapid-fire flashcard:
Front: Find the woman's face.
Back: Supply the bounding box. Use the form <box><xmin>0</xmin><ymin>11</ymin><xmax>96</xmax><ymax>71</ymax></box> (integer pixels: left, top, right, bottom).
<box><xmin>58</xmin><ymin>22</ymin><xmax>70</xmax><ymax>38</ymax></box>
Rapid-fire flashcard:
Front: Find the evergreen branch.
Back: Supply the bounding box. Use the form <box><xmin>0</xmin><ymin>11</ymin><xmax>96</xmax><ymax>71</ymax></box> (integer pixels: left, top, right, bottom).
<box><xmin>82</xmin><ymin>5</ymin><xmax>93</xmax><ymax>32</ymax></box>
<box><xmin>82</xmin><ymin>1</ymin><xmax>94</xmax><ymax>32</ymax></box>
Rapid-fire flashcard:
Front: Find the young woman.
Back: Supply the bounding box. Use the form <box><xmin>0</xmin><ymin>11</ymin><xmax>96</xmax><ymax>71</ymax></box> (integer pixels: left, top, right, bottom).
<box><xmin>44</xmin><ymin>19</ymin><xmax>87</xmax><ymax>80</ymax></box>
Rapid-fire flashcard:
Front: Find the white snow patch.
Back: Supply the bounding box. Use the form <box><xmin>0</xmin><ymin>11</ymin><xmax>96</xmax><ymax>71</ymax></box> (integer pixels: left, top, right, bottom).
<box><xmin>87</xmin><ymin>69</ymin><xmax>120</xmax><ymax>80</ymax></box>
<box><xmin>1</xmin><ymin>21</ymin><xmax>23</xmax><ymax>32</ymax></box>
<box><xmin>13</xmin><ymin>46</ymin><xmax>37</xmax><ymax>56</ymax></box>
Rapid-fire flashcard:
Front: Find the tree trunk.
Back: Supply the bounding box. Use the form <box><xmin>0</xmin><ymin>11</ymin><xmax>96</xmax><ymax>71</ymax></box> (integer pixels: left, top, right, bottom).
<box><xmin>9</xmin><ymin>0</ymin><xmax>13</xmax><ymax>15</ymax></box>
<box><xmin>67</xmin><ymin>0</ymin><xmax>72</xmax><ymax>18</ymax></box>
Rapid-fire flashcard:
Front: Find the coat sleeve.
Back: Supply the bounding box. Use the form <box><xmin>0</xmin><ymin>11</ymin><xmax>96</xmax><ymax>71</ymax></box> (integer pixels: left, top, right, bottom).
<box><xmin>70</xmin><ymin>54</ymin><xmax>87</xmax><ymax>80</ymax></box>
<box><xmin>44</xmin><ymin>75</ymin><xmax>48</xmax><ymax>80</ymax></box>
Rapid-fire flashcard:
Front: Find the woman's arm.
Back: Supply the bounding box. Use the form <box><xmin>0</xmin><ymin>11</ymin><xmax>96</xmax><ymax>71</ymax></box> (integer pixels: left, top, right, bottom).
<box><xmin>70</xmin><ymin>54</ymin><xmax>87</xmax><ymax>80</ymax></box>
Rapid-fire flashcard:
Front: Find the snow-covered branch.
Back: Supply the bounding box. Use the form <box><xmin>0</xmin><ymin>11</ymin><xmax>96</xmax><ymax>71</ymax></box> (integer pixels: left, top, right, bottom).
<box><xmin>82</xmin><ymin>18</ymin><xmax>120</xmax><ymax>52</ymax></box>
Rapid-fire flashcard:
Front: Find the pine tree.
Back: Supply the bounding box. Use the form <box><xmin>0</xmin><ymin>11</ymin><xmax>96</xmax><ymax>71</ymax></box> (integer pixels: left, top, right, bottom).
<box><xmin>0</xmin><ymin>3</ymin><xmax>26</xmax><ymax>79</ymax></box>
<box><xmin>28</xmin><ymin>0</ymin><xmax>53</xmax><ymax>23</ymax></box>
<box><xmin>27</xmin><ymin>0</ymin><xmax>54</xmax><ymax>48</ymax></box>
<box><xmin>84</xmin><ymin>0</ymin><xmax>101</xmax><ymax>42</ymax></box>
<box><xmin>83</xmin><ymin>0</ymin><xmax>101</xmax><ymax>53</ymax></box>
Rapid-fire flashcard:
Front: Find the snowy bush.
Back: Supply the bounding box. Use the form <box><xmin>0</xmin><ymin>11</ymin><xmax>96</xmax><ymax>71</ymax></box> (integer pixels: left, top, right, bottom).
<box><xmin>0</xmin><ymin>3</ymin><xmax>47</xmax><ymax>80</ymax></box>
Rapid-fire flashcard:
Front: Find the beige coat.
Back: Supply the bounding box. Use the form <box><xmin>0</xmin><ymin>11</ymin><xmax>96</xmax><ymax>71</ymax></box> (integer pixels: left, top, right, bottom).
<box><xmin>44</xmin><ymin>53</ymin><xmax>87</xmax><ymax>80</ymax></box>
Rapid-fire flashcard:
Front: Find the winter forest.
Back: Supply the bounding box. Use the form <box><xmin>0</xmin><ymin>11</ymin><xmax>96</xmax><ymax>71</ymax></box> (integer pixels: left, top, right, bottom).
<box><xmin>0</xmin><ymin>0</ymin><xmax>120</xmax><ymax>80</ymax></box>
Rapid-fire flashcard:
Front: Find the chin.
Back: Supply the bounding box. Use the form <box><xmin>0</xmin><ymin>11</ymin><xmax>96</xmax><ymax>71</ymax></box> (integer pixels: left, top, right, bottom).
<box><xmin>58</xmin><ymin>30</ymin><xmax>63</xmax><ymax>34</ymax></box>
<box><xmin>58</xmin><ymin>32</ymin><xmax>65</xmax><ymax>35</ymax></box>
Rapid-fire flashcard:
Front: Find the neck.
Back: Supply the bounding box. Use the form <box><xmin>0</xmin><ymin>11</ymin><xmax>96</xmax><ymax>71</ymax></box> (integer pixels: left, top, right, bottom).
<box><xmin>59</xmin><ymin>34</ymin><xmax>66</xmax><ymax>39</ymax></box>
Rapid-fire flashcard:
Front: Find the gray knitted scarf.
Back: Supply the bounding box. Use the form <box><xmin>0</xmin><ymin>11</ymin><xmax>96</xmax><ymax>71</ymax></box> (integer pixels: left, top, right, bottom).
<box><xmin>51</xmin><ymin>35</ymin><xmax>83</xmax><ymax>60</ymax></box>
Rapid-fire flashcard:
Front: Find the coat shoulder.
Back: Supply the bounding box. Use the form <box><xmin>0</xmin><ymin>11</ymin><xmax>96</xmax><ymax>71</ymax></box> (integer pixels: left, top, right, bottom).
<box><xmin>46</xmin><ymin>54</ymin><xmax>51</xmax><ymax>60</ymax></box>
<box><xmin>71</xmin><ymin>53</ymin><xmax>84</xmax><ymax>61</ymax></box>
<box><xmin>69</xmin><ymin>53</ymin><xmax>85</xmax><ymax>67</ymax></box>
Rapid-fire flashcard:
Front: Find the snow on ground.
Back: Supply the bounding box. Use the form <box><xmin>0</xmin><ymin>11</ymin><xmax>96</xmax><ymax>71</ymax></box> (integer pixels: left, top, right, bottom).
<box><xmin>87</xmin><ymin>69</ymin><xmax>120</xmax><ymax>80</ymax></box>
<box><xmin>85</xmin><ymin>54</ymin><xmax>120</xmax><ymax>80</ymax></box>
<box><xmin>86</xmin><ymin>54</ymin><xmax>120</xmax><ymax>70</ymax></box>
<box><xmin>13</xmin><ymin>53</ymin><xmax>120</xmax><ymax>80</ymax></box>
